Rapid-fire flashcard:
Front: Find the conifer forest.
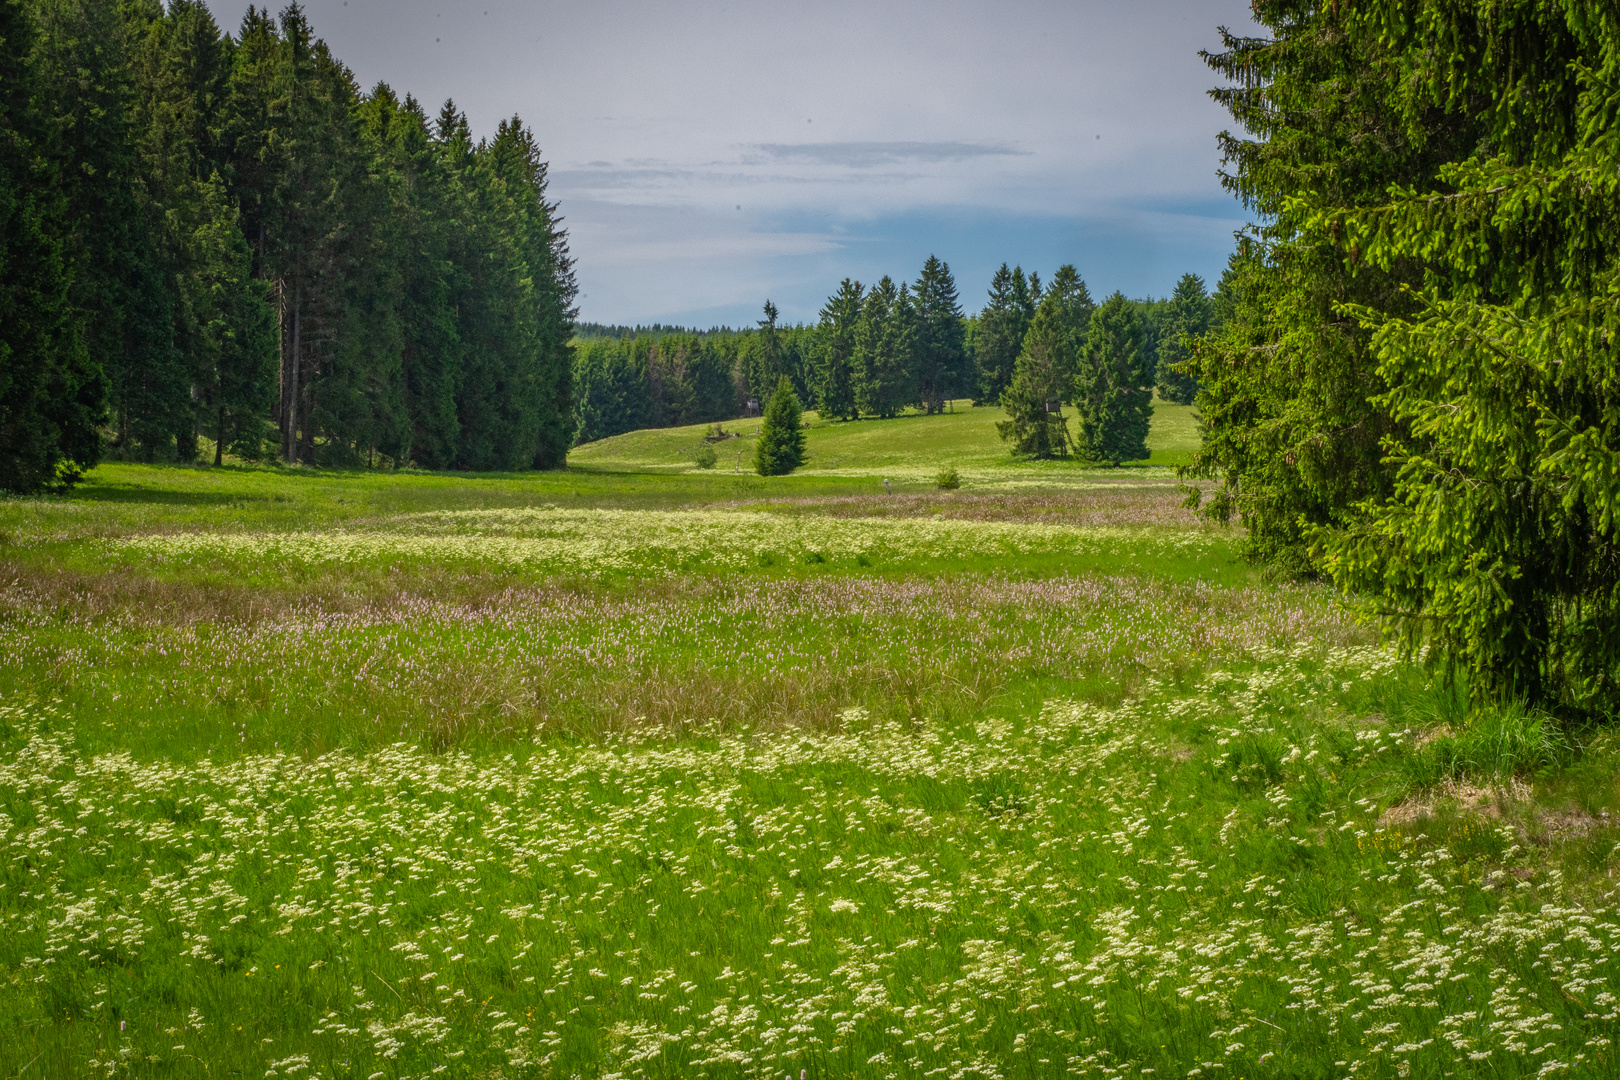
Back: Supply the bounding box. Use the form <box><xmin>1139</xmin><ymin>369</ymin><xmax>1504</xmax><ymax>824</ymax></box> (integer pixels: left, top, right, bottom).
<box><xmin>5</xmin><ymin>3</ymin><xmax>1620</xmax><ymax>1080</ymax></box>
<box><xmin>0</xmin><ymin>0</ymin><xmax>576</xmax><ymax>488</ymax></box>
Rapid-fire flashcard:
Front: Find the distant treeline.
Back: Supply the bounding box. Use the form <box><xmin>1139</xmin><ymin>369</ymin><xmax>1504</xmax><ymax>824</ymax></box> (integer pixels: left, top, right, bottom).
<box><xmin>574</xmin><ymin>323</ymin><xmax>737</xmax><ymax>341</ymax></box>
<box><xmin>0</xmin><ymin>0</ymin><xmax>575</xmax><ymax>493</ymax></box>
<box><xmin>571</xmin><ymin>259</ymin><xmax>1224</xmax><ymax>446</ymax></box>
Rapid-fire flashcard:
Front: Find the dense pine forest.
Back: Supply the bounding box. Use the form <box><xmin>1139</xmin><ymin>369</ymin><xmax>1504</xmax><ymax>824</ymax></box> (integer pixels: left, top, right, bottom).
<box><xmin>0</xmin><ymin>0</ymin><xmax>576</xmax><ymax>493</ymax></box>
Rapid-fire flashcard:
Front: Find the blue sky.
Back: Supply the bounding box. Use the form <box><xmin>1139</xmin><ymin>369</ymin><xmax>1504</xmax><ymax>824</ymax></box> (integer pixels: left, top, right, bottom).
<box><xmin>212</xmin><ymin>0</ymin><xmax>1261</xmax><ymax>326</ymax></box>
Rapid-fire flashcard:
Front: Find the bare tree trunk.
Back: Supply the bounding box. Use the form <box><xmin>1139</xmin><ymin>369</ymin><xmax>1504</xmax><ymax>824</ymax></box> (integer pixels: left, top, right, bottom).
<box><xmin>301</xmin><ymin>380</ymin><xmax>314</xmax><ymax>463</ymax></box>
<box><xmin>286</xmin><ymin>295</ymin><xmax>301</xmax><ymax>464</ymax></box>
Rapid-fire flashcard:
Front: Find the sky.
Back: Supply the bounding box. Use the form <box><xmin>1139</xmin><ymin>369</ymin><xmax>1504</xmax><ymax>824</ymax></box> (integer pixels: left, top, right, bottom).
<box><xmin>214</xmin><ymin>0</ymin><xmax>1262</xmax><ymax>327</ymax></box>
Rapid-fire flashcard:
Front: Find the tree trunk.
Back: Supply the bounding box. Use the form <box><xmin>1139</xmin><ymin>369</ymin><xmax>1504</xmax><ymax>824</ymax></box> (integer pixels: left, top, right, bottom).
<box><xmin>214</xmin><ymin>401</ymin><xmax>225</xmax><ymax>466</ymax></box>
<box><xmin>286</xmin><ymin>295</ymin><xmax>301</xmax><ymax>463</ymax></box>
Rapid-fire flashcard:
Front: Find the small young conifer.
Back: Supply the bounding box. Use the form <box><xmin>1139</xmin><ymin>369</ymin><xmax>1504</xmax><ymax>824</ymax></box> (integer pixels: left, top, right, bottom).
<box><xmin>754</xmin><ymin>376</ymin><xmax>806</xmax><ymax>476</ymax></box>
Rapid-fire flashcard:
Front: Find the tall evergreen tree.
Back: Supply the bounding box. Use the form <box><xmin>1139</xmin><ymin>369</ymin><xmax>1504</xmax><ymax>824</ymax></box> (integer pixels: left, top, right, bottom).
<box><xmin>1075</xmin><ymin>292</ymin><xmax>1151</xmax><ymax>463</ymax></box>
<box><xmin>1</xmin><ymin>0</ymin><xmax>573</xmax><ymax>477</ymax></box>
<box><xmin>1287</xmin><ymin>4</ymin><xmax>1620</xmax><ymax>713</ymax></box>
<box><xmin>357</xmin><ymin>85</ymin><xmax>457</xmax><ymax>467</ymax></box>
<box><xmin>855</xmin><ymin>277</ymin><xmax>913</xmax><ymax>418</ymax></box>
<box><xmin>815</xmin><ymin>278</ymin><xmax>861</xmax><ymax>421</ymax></box>
<box><xmin>754</xmin><ymin>376</ymin><xmax>805</xmax><ymax>476</ymax></box>
<box><xmin>1043</xmin><ymin>264</ymin><xmax>1094</xmax><ymax>378</ymax></box>
<box><xmin>30</xmin><ymin>0</ymin><xmax>178</xmax><ymax>459</ymax></box>
<box><xmin>451</xmin><ymin>112</ymin><xmax>575</xmax><ymax>470</ymax></box>
<box><xmin>1155</xmin><ymin>273</ymin><xmax>1208</xmax><ymax>405</ymax></box>
<box><xmin>190</xmin><ymin>177</ymin><xmax>277</xmax><ymax>463</ymax></box>
<box><xmin>743</xmin><ymin>300</ymin><xmax>783</xmax><ymax>403</ymax></box>
<box><xmin>912</xmin><ymin>255</ymin><xmax>965</xmax><ymax>413</ymax></box>
<box><xmin>1185</xmin><ymin>1</ymin><xmax>1486</xmax><ymax>570</ymax></box>
<box><xmin>686</xmin><ymin>338</ymin><xmax>737</xmax><ymax>425</ymax></box>
<box><xmin>973</xmin><ymin>263</ymin><xmax>1030</xmax><ymax>405</ymax></box>
<box><xmin>995</xmin><ymin>271</ymin><xmax>1087</xmax><ymax>460</ymax></box>
<box><xmin>130</xmin><ymin>0</ymin><xmax>277</xmax><ymax>462</ymax></box>
<box><xmin>0</xmin><ymin>0</ymin><xmax>102</xmax><ymax>492</ymax></box>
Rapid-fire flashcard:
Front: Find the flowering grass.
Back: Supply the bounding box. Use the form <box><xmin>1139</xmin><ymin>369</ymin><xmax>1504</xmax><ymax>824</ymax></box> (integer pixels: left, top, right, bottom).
<box><xmin>6</xmin><ymin>653</ymin><xmax>1620</xmax><ymax>1080</ymax></box>
<box><xmin>0</xmin><ymin>573</ymin><xmax>1357</xmax><ymax>757</ymax></box>
<box><xmin>4</xmin><ymin>464</ymin><xmax>1620</xmax><ymax>1080</ymax></box>
<box><xmin>97</xmin><ymin>507</ymin><xmax>1228</xmax><ymax>586</ymax></box>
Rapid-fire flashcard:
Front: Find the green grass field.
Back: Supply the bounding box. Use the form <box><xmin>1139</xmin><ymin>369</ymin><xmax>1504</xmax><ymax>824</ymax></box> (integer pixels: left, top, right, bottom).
<box><xmin>4</xmin><ymin>458</ymin><xmax>1620</xmax><ymax>1080</ymax></box>
<box><xmin>568</xmin><ymin>398</ymin><xmax>1202</xmax><ymax>481</ymax></box>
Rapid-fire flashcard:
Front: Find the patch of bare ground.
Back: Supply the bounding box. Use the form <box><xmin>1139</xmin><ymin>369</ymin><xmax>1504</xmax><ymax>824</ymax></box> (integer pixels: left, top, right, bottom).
<box><xmin>1380</xmin><ymin>777</ymin><xmax>1534</xmax><ymax>827</ymax></box>
<box><xmin>1382</xmin><ymin>778</ymin><xmax>1607</xmax><ymax>847</ymax></box>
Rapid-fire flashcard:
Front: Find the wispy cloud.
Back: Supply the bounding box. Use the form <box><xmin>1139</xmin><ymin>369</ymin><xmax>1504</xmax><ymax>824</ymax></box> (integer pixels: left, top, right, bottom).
<box><xmin>749</xmin><ymin>141</ymin><xmax>1031</xmax><ymax>168</ymax></box>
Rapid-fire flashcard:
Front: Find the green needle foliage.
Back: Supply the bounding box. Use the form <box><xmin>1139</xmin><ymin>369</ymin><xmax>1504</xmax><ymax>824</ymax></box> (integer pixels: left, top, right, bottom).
<box><xmin>1184</xmin><ymin>1</ymin><xmax>1485</xmax><ymax>570</ymax></box>
<box><xmin>1155</xmin><ymin>273</ymin><xmax>1209</xmax><ymax>405</ymax></box>
<box><xmin>1189</xmin><ymin>1</ymin><xmax>1620</xmax><ymax>713</ymax></box>
<box><xmin>996</xmin><ymin>266</ymin><xmax>1090</xmax><ymax>460</ymax></box>
<box><xmin>1075</xmin><ymin>291</ymin><xmax>1151</xmax><ymax>464</ymax></box>
<box><xmin>0</xmin><ymin>0</ymin><xmax>104</xmax><ymax>493</ymax></box>
<box><xmin>1312</xmin><ymin>21</ymin><xmax>1620</xmax><ymax>711</ymax></box>
<box><xmin>815</xmin><ymin>278</ymin><xmax>862</xmax><ymax>421</ymax></box>
<box><xmin>973</xmin><ymin>263</ymin><xmax>1036</xmax><ymax>406</ymax></box>
<box><xmin>911</xmin><ymin>255</ymin><xmax>967</xmax><ymax>414</ymax></box>
<box><xmin>0</xmin><ymin>0</ymin><xmax>576</xmax><ymax>486</ymax></box>
<box><xmin>753</xmin><ymin>376</ymin><xmax>805</xmax><ymax>476</ymax></box>
<box><xmin>855</xmin><ymin>276</ymin><xmax>914</xmax><ymax>419</ymax></box>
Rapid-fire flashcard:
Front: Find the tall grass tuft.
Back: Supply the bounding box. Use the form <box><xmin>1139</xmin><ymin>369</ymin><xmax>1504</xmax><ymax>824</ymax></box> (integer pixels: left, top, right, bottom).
<box><xmin>1413</xmin><ymin>700</ymin><xmax>1571</xmax><ymax>784</ymax></box>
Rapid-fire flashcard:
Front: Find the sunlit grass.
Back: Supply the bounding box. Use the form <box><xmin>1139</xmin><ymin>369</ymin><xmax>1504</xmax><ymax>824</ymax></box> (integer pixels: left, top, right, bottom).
<box><xmin>568</xmin><ymin>397</ymin><xmax>1202</xmax><ymax>479</ymax></box>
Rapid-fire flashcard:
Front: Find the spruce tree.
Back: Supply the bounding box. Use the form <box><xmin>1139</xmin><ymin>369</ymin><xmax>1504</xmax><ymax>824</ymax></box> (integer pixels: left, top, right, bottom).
<box><xmin>747</xmin><ymin>300</ymin><xmax>783</xmax><ymax>400</ymax></box>
<box><xmin>31</xmin><ymin>0</ymin><xmax>177</xmax><ymax>459</ymax></box>
<box><xmin>131</xmin><ymin>0</ymin><xmax>277</xmax><ymax>463</ymax></box>
<box><xmin>754</xmin><ymin>376</ymin><xmax>805</xmax><ymax>476</ymax></box>
<box><xmin>687</xmin><ymin>338</ymin><xmax>736</xmax><ymax>424</ymax></box>
<box><xmin>1283</xmin><ymin>5</ymin><xmax>1620</xmax><ymax>712</ymax></box>
<box><xmin>0</xmin><ymin>0</ymin><xmax>103</xmax><ymax>492</ymax></box>
<box><xmin>995</xmin><ymin>274</ymin><xmax>1085</xmax><ymax>460</ymax></box>
<box><xmin>1186</xmin><ymin>2</ymin><xmax>1486</xmax><ymax>567</ymax></box>
<box><xmin>815</xmin><ymin>278</ymin><xmax>861</xmax><ymax>420</ymax></box>
<box><xmin>1156</xmin><ymin>273</ymin><xmax>1208</xmax><ymax>405</ymax></box>
<box><xmin>855</xmin><ymin>276</ymin><xmax>913</xmax><ymax>418</ymax></box>
<box><xmin>0</xmin><ymin>0</ymin><xmax>580</xmax><ymax>477</ymax></box>
<box><xmin>974</xmin><ymin>264</ymin><xmax>1036</xmax><ymax>405</ymax></box>
<box><xmin>1075</xmin><ymin>292</ymin><xmax>1151</xmax><ymax>463</ymax></box>
<box><xmin>912</xmin><ymin>255</ymin><xmax>965</xmax><ymax>413</ymax></box>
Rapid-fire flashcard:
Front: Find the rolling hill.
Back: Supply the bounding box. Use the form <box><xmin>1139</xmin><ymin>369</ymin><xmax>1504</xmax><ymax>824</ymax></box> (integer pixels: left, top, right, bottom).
<box><xmin>568</xmin><ymin>398</ymin><xmax>1200</xmax><ymax>484</ymax></box>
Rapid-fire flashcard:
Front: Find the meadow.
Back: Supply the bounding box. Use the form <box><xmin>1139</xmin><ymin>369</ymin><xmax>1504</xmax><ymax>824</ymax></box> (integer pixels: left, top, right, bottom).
<box><xmin>566</xmin><ymin>398</ymin><xmax>1202</xmax><ymax>480</ymax></box>
<box><xmin>4</xmin><ymin>426</ymin><xmax>1620</xmax><ymax>1080</ymax></box>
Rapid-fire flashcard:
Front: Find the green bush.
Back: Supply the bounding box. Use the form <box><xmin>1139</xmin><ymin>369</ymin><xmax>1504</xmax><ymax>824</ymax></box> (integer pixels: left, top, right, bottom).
<box><xmin>693</xmin><ymin>443</ymin><xmax>717</xmax><ymax>469</ymax></box>
<box><xmin>935</xmin><ymin>466</ymin><xmax>961</xmax><ymax>490</ymax></box>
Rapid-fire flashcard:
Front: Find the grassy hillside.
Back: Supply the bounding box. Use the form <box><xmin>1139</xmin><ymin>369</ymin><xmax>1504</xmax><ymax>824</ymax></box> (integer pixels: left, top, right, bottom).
<box><xmin>568</xmin><ymin>398</ymin><xmax>1201</xmax><ymax>482</ymax></box>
